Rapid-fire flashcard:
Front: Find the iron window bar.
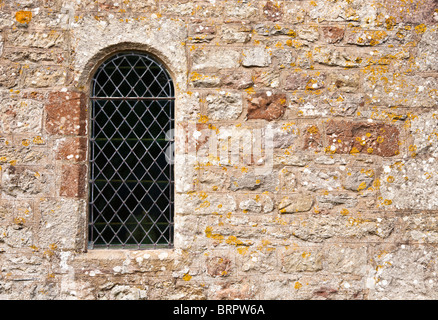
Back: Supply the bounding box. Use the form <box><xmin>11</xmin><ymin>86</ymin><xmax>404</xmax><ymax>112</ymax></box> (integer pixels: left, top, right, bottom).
<box><xmin>88</xmin><ymin>52</ymin><xmax>174</xmax><ymax>250</ymax></box>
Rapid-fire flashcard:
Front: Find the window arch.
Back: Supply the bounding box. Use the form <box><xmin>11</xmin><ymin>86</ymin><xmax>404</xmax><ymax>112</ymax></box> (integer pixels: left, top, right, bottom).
<box><xmin>88</xmin><ymin>52</ymin><xmax>174</xmax><ymax>249</ymax></box>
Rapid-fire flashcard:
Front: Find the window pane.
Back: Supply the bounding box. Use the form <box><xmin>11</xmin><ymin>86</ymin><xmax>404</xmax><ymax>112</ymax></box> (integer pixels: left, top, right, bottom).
<box><xmin>89</xmin><ymin>52</ymin><xmax>174</xmax><ymax>249</ymax></box>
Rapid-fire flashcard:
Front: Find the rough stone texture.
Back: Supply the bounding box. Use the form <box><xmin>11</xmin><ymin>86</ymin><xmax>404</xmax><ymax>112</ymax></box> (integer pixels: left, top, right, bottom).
<box><xmin>247</xmin><ymin>92</ymin><xmax>287</xmax><ymax>121</ymax></box>
<box><xmin>0</xmin><ymin>0</ymin><xmax>437</xmax><ymax>301</ymax></box>
<box><xmin>206</xmin><ymin>92</ymin><xmax>242</xmax><ymax>120</ymax></box>
<box><xmin>325</xmin><ymin>120</ymin><xmax>400</xmax><ymax>157</ymax></box>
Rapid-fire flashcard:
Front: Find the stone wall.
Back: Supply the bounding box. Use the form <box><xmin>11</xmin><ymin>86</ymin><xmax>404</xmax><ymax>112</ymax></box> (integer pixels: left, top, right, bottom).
<box><xmin>0</xmin><ymin>0</ymin><xmax>437</xmax><ymax>300</ymax></box>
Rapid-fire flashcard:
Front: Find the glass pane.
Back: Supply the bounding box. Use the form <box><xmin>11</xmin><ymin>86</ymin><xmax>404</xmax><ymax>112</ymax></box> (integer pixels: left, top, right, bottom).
<box><xmin>89</xmin><ymin>52</ymin><xmax>174</xmax><ymax>249</ymax></box>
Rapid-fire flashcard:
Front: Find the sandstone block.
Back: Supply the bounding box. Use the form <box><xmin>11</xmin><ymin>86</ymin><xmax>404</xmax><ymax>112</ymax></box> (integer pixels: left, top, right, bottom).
<box><xmin>59</xmin><ymin>164</ymin><xmax>87</xmax><ymax>198</ymax></box>
<box><xmin>278</xmin><ymin>194</ymin><xmax>314</xmax><ymax>213</ymax></box>
<box><xmin>246</xmin><ymin>92</ymin><xmax>287</xmax><ymax>121</ymax></box>
<box><xmin>325</xmin><ymin>120</ymin><xmax>400</xmax><ymax>157</ymax></box>
<box><xmin>54</xmin><ymin>137</ymin><xmax>87</xmax><ymax>162</ymax></box>
<box><xmin>45</xmin><ymin>92</ymin><xmax>87</xmax><ymax>135</ymax></box>
<box><xmin>321</xmin><ymin>26</ymin><xmax>345</xmax><ymax>44</ymax></box>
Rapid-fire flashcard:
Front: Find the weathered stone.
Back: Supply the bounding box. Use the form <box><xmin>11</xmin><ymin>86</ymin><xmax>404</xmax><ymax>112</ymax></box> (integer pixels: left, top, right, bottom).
<box><xmin>247</xmin><ymin>92</ymin><xmax>287</xmax><ymax>121</ymax></box>
<box><xmin>316</xmin><ymin>193</ymin><xmax>358</xmax><ymax>209</ymax></box>
<box><xmin>368</xmin><ymin>245</ymin><xmax>438</xmax><ymax>299</ymax></box>
<box><xmin>8</xmin><ymin>29</ymin><xmax>64</xmax><ymax>49</ymax></box>
<box><xmin>415</xmin><ymin>27</ymin><xmax>438</xmax><ymax>72</ymax></box>
<box><xmin>291</xmin><ymin>92</ymin><xmax>362</xmax><ymax>117</ymax></box>
<box><xmin>363</xmin><ymin>74</ymin><xmax>438</xmax><ymax>108</ymax></box>
<box><xmin>189</xmin><ymin>72</ymin><xmax>221</xmax><ymax>87</ymax></box>
<box><xmin>59</xmin><ymin>164</ymin><xmax>87</xmax><ymax>198</ymax></box>
<box><xmin>2</xmin><ymin>166</ymin><xmax>54</xmax><ymax>198</ymax></box>
<box><xmin>281</xmin><ymin>248</ymin><xmax>323</xmax><ymax>272</ymax></box>
<box><xmin>278</xmin><ymin>194</ymin><xmax>314</xmax><ymax>213</ymax></box>
<box><xmin>325</xmin><ymin>120</ymin><xmax>400</xmax><ymax>157</ymax></box>
<box><xmin>269</xmin><ymin>122</ymin><xmax>299</xmax><ymax>149</ymax></box>
<box><xmin>0</xmin><ymin>64</ymin><xmax>20</xmax><ymax>88</ymax></box>
<box><xmin>221</xmin><ymin>71</ymin><xmax>253</xmax><ymax>89</ymax></box>
<box><xmin>221</xmin><ymin>25</ymin><xmax>251</xmax><ymax>43</ymax></box>
<box><xmin>313</xmin><ymin>46</ymin><xmax>363</xmax><ymax>68</ymax></box>
<box><xmin>344</xmin><ymin>169</ymin><xmax>375</xmax><ymax>192</ymax></box>
<box><xmin>326</xmin><ymin>72</ymin><xmax>360</xmax><ymax>93</ymax></box>
<box><xmin>239</xmin><ymin>199</ymin><xmax>262</xmax><ymax>213</ymax></box>
<box><xmin>298</xmin><ymin>26</ymin><xmax>319</xmax><ymax>42</ymax></box>
<box><xmin>206</xmin><ymin>92</ymin><xmax>242</xmax><ymax>120</ymax></box>
<box><xmin>309</xmin><ymin>0</ymin><xmax>377</xmax><ymax>26</ymax></box>
<box><xmin>379</xmin><ymin>0</ymin><xmax>437</xmax><ymax>24</ymax></box>
<box><xmin>192</xmin><ymin>48</ymin><xmax>240</xmax><ymax>70</ymax></box>
<box><xmin>206</xmin><ymin>256</ymin><xmax>232</xmax><ymax>277</ymax></box>
<box><xmin>38</xmin><ymin>198</ymin><xmax>85</xmax><ymax>249</ymax></box>
<box><xmin>175</xmin><ymin>193</ymin><xmax>236</xmax><ymax>215</ymax></box>
<box><xmin>321</xmin><ymin>26</ymin><xmax>345</xmax><ymax>43</ymax></box>
<box><xmin>346</xmin><ymin>30</ymin><xmax>389</xmax><ymax>46</ymax></box>
<box><xmin>290</xmin><ymin>215</ymin><xmax>395</xmax><ymax>242</ymax></box>
<box><xmin>223</xmin><ymin>0</ymin><xmax>259</xmax><ymax>20</ymax></box>
<box><xmin>45</xmin><ymin>92</ymin><xmax>87</xmax><ymax>135</ymax></box>
<box><xmin>300</xmin><ymin>167</ymin><xmax>342</xmax><ymax>192</ymax></box>
<box><xmin>284</xmin><ymin>72</ymin><xmax>325</xmax><ymax>91</ymax></box>
<box><xmin>253</xmin><ymin>70</ymin><xmax>280</xmax><ymax>88</ymax></box>
<box><xmin>23</xmin><ymin>66</ymin><xmax>66</xmax><ymax>88</ymax></box>
<box><xmin>263</xmin><ymin>1</ymin><xmax>283</xmax><ymax>22</ymax></box>
<box><xmin>54</xmin><ymin>137</ymin><xmax>87</xmax><ymax>162</ymax></box>
<box><xmin>230</xmin><ymin>171</ymin><xmax>279</xmax><ymax>193</ymax></box>
<box><xmin>175</xmin><ymin>92</ymin><xmax>201</xmax><ymax>122</ymax></box>
<box><xmin>326</xmin><ymin>246</ymin><xmax>368</xmax><ymax>274</ymax></box>
<box><xmin>242</xmin><ymin>46</ymin><xmax>271</xmax><ymax>67</ymax></box>
<box><xmin>0</xmin><ymin>99</ymin><xmax>43</xmax><ymax>134</ymax></box>
<box><xmin>302</xmin><ymin>125</ymin><xmax>322</xmax><ymax>151</ymax></box>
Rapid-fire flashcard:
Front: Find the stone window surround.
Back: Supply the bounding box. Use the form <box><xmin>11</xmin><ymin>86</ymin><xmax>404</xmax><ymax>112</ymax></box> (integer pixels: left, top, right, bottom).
<box><xmin>69</xmin><ymin>19</ymin><xmax>189</xmax><ymax>255</ymax></box>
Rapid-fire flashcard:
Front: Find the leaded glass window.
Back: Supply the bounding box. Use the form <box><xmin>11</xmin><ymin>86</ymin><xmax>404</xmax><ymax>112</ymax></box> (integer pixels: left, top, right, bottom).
<box><xmin>88</xmin><ymin>52</ymin><xmax>174</xmax><ymax>249</ymax></box>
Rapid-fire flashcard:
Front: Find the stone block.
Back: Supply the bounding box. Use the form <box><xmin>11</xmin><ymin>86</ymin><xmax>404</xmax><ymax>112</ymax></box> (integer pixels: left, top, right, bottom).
<box><xmin>278</xmin><ymin>194</ymin><xmax>314</xmax><ymax>214</ymax></box>
<box><xmin>0</xmin><ymin>64</ymin><xmax>21</xmax><ymax>88</ymax></box>
<box><xmin>325</xmin><ymin>120</ymin><xmax>400</xmax><ymax>157</ymax></box>
<box><xmin>54</xmin><ymin>137</ymin><xmax>87</xmax><ymax>162</ymax></box>
<box><xmin>229</xmin><ymin>171</ymin><xmax>279</xmax><ymax>193</ymax></box>
<box><xmin>284</xmin><ymin>71</ymin><xmax>326</xmax><ymax>91</ymax></box>
<box><xmin>8</xmin><ymin>29</ymin><xmax>64</xmax><ymax>49</ymax></box>
<box><xmin>22</xmin><ymin>66</ymin><xmax>66</xmax><ymax>88</ymax></box>
<box><xmin>300</xmin><ymin>167</ymin><xmax>342</xmax><ymax>192</ymax></box>
<box><xmin>38</xmin><ymin>198</ymin><xmax>85</xmax><ymax>249</ymax></box>
<box><xmin>45</xmin><ymin>91</ymin><xmax>87</xmax><ymax>135</ymax></box>
<box><xmin>344</xmin><ymin>168</ymin><xmax>375</xmax><ymax>192</ymax></box>
<box><xmin>2</xmin><ymin>165</ymin><xmax>54</xmax><ymax>198</ymax></box>
<box><xmin>280</xmin><ymin>247</ymin><xmax>323</xmax><ymax>273</ymax></box>
<box><xmin>206</xmin><ymin>91</ymin><xmax>242</xmax><ymax>121</ymax></box>
<box><xmin>192</xmin><ymin>48</ymin><xmax>240</xmax><ymax>71</ymax></box>
<box><xmin>59</xmin><ymin>164</ymin><xmax>87</xmax><ymax>198</ymax></box>
<box><xmin>246</xmin><ymin>92</ymin><xmax>287</xmax><ymax>121</ymax></box>
<box><xmin>242</xmin><ymin>46</ymin><xmax>271</xmax><ymax>67</ymax></box>
<box><xmin>321</xmin><ymin>26</ymin><xmax>345</xmax><ymax>44</ymax></box>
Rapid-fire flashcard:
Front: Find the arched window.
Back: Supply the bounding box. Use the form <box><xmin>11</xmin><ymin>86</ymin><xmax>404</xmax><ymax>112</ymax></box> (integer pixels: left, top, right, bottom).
<box><xmin>88</xmin><ymin>52</ymin><xmax>174</xmax><ymax>249</ymax></box>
